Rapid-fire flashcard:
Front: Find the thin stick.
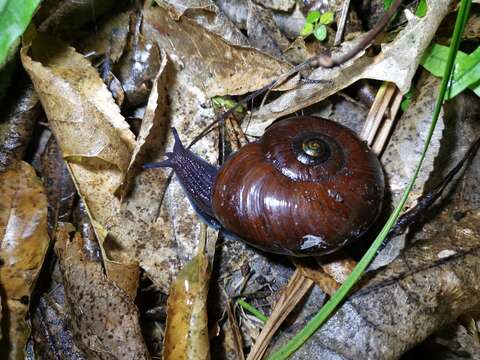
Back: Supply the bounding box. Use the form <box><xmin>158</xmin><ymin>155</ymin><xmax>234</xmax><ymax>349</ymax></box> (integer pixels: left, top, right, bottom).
<box><xmin>335</xmin><ymin>0</ymin><xmax>351</xmax><ymax>46</ymax></box>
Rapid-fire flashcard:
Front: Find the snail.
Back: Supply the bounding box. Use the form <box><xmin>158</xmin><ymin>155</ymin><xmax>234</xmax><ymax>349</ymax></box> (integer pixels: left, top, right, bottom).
<box><xmin>144</xmin><ymin>116</ymin><xmax>385</xmax><ymax>257</ymax></box>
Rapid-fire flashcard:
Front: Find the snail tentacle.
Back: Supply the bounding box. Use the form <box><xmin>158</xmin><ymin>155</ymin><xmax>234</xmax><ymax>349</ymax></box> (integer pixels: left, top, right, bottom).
<box><xmin>143</xmin><ymin>127</ymin><xmax>221</xmax><ymax>229</ymax></box>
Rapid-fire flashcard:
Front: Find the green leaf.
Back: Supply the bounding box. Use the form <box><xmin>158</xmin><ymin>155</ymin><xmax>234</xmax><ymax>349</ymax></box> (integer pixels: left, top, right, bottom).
<box><xmin>313</xmin><ymin>25</ymin><xmax>327</xmax><ymax>41</ymax></box>
<box><xmin>0</xmin><ymin>0</ymin><xmax>41</xmax><ymax>67</ymax></box>
<box><xmin>421</xmin><ymin>43</ymin><xmax>480</xmax><ymax>99</ymax></box>
<box><xmin>415</xmin><ymin>0</ymin><xmax>428</xmax><ymax>17</ymax></box>
<box><xmin>401</xmin><ymin>89</ymin><xmax>414</xmax><ymax>112</ymax></box>
<box><xmin>300</xmin><ymin>22</ymin><xmax>314</xmax><ymax>37</ymax></box>
<box><xmin>268</xmin><ymin>0</ymin><xmax>472</xmax><ymax>359</ymax></box>
<box><xmin>306</xmin><ymin>10</ymin><xmax>320</xmax><ymax>24</ymax></box>
<box><xmin>383</xmin><ymin>0</ymin><xmax>395</xmax><ymax>10</ymax></box>
<box><xmin>237</xmin><ymin>299</ymin><xmax>268</xmax><ymax>323</ymax></box>
<box><xmin>320</xmin><ymin>11</ymin><xmax>335</xmax><ymax>25</ymax></box>
<box><xmin>212</xmin><ymin>96</ymin><xmax>244</xmax><ymax>113</ymax></box>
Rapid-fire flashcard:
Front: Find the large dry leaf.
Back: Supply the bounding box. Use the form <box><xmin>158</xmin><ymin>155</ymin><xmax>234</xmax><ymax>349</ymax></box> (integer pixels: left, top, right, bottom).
<box><xmin>22</xmin><ymin>30</ymin><xmax>218</xmax><ymax>292</ymax></box>
<box><xmin>142</xmin><ymin>3</ymin><xmax>294</xmax><ymax>97</ymax></box>
<box><xmin>55</xmin><ymin>230</ymin><xmax>150</xmax><ymax>359</ymax></box>
<box><xmin>247</xmin><ymin>0</ymin><xmax>453</xmax><ymax>135</ymax></box>
<box><xmin>163</xmin><ymin>250</ymin><xmax>211</xmax><ymax>360</ymax></box>
<box><xmin>0</xmin><ymin>161</ymin><xmax>49</xmax><ymax>360</ymax></box>
<box><xmin>159</xmin><ymin>0</ymin><xmax>249</xmax><ymax>45</ymax></box>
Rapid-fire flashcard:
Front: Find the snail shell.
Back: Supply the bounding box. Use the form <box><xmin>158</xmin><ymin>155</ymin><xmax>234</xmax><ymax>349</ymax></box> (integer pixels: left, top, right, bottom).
<box><xmin>144</xmin><ymin>116</ymin><xmax>385</xmax><ymax>257</ymax></box>
<box><xmin>212</xmin><ymin>116</ymin><xmax>384</xmax><ymax>256</ymax></box>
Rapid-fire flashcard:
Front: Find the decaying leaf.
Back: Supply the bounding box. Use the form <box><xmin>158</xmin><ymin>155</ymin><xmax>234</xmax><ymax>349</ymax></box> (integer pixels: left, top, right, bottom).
<box><xmin>22</xmin><ymin>28</ymin><xmax>218</xmax><ymax>292</ymax></box>
<box><xmin>55</xmin><ymin>229</ymin><xmax>150</xmax><ymax>359</ymax></box>
<box><xmin>115</xmin><ymin>12</ymin><xmax>162</xmax><ymax>107</ymax></box>
<box><xmin>142</xmin><ymin>2</ymin><xmax>294</xmax><ymax>97</ymax></box>
<box><xmin>163</xmin><ymin>243</ymin><xmax>211</xmax><ymax>360</ymax></box>
<box><xmin>0</xmin><ymin>160</ymin><xmax>49</xmax><ymax>360</ymax></box>
<box><xmin>0</xmin><ymin>78</ymin><xmax>40</xmax><ymax>170</ymax></box>
<box><xmin>41</xmin><ymin>135</ymin><xmax>76</xmax><ymax>236</ymax></box>
<box><xmin>30</xmin><ymin>261</ymin><xmax>86</xmax><ymax>359</ymax></box>
<box><xmin>159</xmin><ymin>0</ymin><xmax>249</xmax><ymax>45</ymax></box>
<box><xmin>246</xmin><ymin>1</ymin><xmax>290</xmax><ymax>58</ymax></box>
<box><xmin>247</xmin><ymin>0</ymin><xmax>453</xmax><ymax>135</ymax></box>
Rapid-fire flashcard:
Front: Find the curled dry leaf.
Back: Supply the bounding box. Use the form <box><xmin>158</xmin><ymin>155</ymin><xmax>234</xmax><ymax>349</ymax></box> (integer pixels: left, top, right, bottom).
<box><xmin>115</xmin><ymin>12</ymin><xmax>162</xmax><ymax>107</ymax></box>
<box><xmin>0</xmin><ymin>161</ymin><xmax>49</xmax><ymax>360</ymax></box>
<box><xmin>248</xmin><ymin>0</ymin><xmax>453</xmax><ymax>135</ymax></box>
<box><xmin>247</xmin><ymin>1</ymin><xmax>290</xmax><ymax>58</ymax></box>
<box><xmin>0</xmin><ymin>78</ymin><xmax>40</xmax><ymax>170</ymax></box>
<box><xmin>55</xmin><ymin>229</ymin><xmax>150</xmax><ymax>359</ymax></box>
<box><xmin>142</xmin><ymin>3</ymin><xmax>294</xmax><ymax>97</ymax></box>
<box><xmin>163</xmin><ymin>249</ymin><xmax>211</xmax><ymax>360</ymax></box>
<box><xmin>21</xmin><ymin>33</ymin><xmax>135</xmax><ymax>191</ymax></box>
<box><xmin>22</xmin><ymin>27</ymin><xmax>218</xmax><ymax>292</ymax></box>
<box><xmin>41</xmin><ymin>135</ymin><xmax>76</xmax><ymax>237</ymax></box>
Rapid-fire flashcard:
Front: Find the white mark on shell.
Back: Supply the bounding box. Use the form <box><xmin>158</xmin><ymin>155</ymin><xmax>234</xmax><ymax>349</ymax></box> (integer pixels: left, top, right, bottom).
<box><xmin>300</xmin><ymin>234</ymin><xmax>325</xmax><ymax>250</ymax></box>
<box><xmin>437</xmin><ymin>249</ymin><xmax>457</xmax><ymax>259</ymax></box>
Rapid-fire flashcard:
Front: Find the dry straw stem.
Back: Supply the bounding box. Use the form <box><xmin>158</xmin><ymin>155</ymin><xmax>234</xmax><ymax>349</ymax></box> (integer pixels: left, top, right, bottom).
<box><xmin>246</xmin><ymin>270</ymin><xmax>314</xmax><ymax>360</ymax></box>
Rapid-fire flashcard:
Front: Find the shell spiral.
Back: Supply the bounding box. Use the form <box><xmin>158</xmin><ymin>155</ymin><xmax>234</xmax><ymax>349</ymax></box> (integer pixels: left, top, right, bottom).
<box><xmin>211</xmin><ymin>116</ymin><xmax>385</xmax><ymax>256</ymax></box>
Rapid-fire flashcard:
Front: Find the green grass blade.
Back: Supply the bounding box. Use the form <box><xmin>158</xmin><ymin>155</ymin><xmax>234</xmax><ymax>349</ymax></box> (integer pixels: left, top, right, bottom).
<box><xmin>267</xmin><ymin>1</ymin><xmax>472</xmax><ymax>359</ymax></box>
<box><xmin>0</xmin><ymin>0</ymin><xmax>41</xmax><ymax>67</ymax></box>
<box><xmin>237</xmin><ymin>299</ymin><xmax>269</xmax><ymax>323</ymax></box>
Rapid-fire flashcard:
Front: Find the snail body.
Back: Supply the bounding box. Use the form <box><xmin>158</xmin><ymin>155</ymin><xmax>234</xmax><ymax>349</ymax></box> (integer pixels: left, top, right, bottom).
<box><xmin>144</xmin><ymin>116</ymin><xmax>385</xmax><ymax>256</ymax></box>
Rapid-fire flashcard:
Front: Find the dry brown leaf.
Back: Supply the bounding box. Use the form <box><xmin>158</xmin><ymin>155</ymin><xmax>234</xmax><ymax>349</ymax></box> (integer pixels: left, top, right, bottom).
<box><xmin>158</xmin><ymin>0</ymin><xmax>249</xmax><ymax>45</ymax></box>
<box><xmin>0</xmin><ymin>161</ymin><xmax>49</xmax><ymax>360</ymax></box>
<box><xmin>55</xmin><ymin>229</ymin><xmax>150</xmax><ymax>359</ymax></box>
<box><xmin>247</xmin><ymin>1</ymin><xmax>290</xmax><ymax>58</ymax></box>
<box><xmin>41</xmin><ymin>135</ymin><xmax>76</xmax><ymax>236</ymax></box>
<box><xmin>22</xmin><ymin>30</ymin><xmax>218</xmax><ymax>292</ymax></box>
<box><xmin>21</xmin><ymin>33</ymin><xmax>135</xmax><ymax>189</ymax></box>
<box><xmin>0</xmin><ymin>79</ymin><xmax>40</xmax><ymax>170</ymax></box>
<box><xmin>247</xmin><ymin>0</ymin><xmax>453</xmax><ymax>135</ymax></box>
<box><xmin>163</xmin><ymin>238</ymin><xmax>211</xmax><ymax>360</ymax></box>
<box><xmin>142</xmin><ymin>3</ymin><xmax>294</xmax><ymax>97</ymax></box>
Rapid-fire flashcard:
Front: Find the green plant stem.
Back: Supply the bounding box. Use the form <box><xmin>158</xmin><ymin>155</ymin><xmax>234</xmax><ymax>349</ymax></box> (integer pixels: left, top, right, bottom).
<box><xmin>268</xmin><ymin>1</ymin><xmax>472</xmax><ymax>359</ymax></box>
<box><xmin>237</xmin><ymin>299</ymin><xmax>268</xmax><ymax>323</ymax></box>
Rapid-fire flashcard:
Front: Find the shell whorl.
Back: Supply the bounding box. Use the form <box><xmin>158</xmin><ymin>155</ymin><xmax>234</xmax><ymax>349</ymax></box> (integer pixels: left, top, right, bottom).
<box><xmin>211</xmin><ymin>116</ymin><xmax>385</xmax><ymax>256</ymax></box>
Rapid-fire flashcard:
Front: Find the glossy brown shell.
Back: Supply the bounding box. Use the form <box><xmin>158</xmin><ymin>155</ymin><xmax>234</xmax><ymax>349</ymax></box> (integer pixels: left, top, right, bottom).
<box><xmin>211</xmin><ymin>116</ymin><xmax>385</xmax><ymax>256</ymax></box>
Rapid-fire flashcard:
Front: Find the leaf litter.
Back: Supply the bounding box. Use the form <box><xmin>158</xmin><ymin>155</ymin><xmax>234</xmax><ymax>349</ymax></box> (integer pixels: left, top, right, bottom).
<box><xmin>1</xmin><ymin>0</ymin><xmax>480</xmax><ymax>358</ymax></box>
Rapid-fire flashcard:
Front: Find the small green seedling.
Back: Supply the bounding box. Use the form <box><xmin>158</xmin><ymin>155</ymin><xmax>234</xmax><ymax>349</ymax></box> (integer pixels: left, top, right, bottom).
<box><xmin>212</xmin><ymin>96</ymin><xmax>245</xmax><ymax>113</ymax></box>
<box><xmin>300</xmin><ymin>10</ymin><xmax>335</xmax><ymax>42</ymax></box>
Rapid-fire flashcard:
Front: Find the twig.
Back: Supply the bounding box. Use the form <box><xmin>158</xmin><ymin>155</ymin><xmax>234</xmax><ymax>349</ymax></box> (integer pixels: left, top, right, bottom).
<box><xmin>334</xmin><ymin>0</ymin><xmax>351</xmax><ymax>46</ymax></box>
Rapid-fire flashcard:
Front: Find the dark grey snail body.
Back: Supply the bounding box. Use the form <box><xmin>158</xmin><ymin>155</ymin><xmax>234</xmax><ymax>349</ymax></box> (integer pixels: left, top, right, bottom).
<box><xmin>144</xmin><ymin>116</ymin><xmax>385</xmax><ymax>256</ymax></box>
